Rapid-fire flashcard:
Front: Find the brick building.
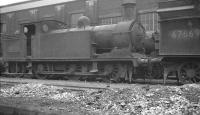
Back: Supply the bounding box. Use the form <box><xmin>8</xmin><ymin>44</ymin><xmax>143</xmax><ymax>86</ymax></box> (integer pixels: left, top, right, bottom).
<box><xmin>0</xmin><ymin>0</ymin><xmax>159</xmax><ymax>34</ymax></box>
<box><xmin>97</xmin><ymin>0</ymin><xmax>159</xmax><ymax>32</ymax></box>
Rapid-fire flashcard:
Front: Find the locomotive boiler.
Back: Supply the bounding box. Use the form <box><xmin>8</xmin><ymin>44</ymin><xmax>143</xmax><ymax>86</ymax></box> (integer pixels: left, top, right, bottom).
<box><xmin>1</xmin><ymin>16</ymin><xmax>156</xmax><ymax>83</ymax></box>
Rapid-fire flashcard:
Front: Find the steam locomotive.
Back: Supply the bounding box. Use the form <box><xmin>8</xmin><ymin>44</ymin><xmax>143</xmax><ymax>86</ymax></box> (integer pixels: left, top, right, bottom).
<box><xmin>1</xmin><ymin>16</ymin><xmax>159</xmax><ymax>83</ymax></box>
<box><xmin>2</xmin><ymin>0</ymin><xmax>199</xmax><ymax>84</ymax></box>
<box><xmin>158</xmin><ymin>0</ymin><xmax>200</xmax><ymax>84</ymax></box>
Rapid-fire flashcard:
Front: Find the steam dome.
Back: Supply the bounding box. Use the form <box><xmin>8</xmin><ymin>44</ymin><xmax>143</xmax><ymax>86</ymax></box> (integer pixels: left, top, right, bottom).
<box><xmin>77</xmin><ymin>16</ymin><xmax>91</xmax><ymax>28</ymax></box>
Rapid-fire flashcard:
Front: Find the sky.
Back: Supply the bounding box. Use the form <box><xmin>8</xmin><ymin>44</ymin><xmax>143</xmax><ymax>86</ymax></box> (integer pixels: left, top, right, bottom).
<box><xmin>0</xmin><ymin>0</ymin><xmax>31</xmax><ymax>6</ymax></box>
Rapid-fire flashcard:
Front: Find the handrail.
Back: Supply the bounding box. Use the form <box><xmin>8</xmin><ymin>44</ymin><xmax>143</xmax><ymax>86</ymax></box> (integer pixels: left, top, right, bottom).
<box><xmin>0</xmin><ymin>33</ymin><xmax>21</xmax><ymax>40</ymax></box>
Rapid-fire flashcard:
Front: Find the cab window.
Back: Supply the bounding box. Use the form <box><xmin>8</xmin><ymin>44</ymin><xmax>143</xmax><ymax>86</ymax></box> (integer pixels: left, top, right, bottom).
<box><xmin>0</xmin><ymin>23</ymin><xmax>7</xmax><ymax>33</ymax></box>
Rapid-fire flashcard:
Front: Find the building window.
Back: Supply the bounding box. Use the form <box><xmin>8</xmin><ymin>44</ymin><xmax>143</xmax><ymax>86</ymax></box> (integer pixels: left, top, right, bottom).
<box><xmin>41</xmin><ymin>20</ymin><xmax>67</xmax><ymax>32</ymax></box>
<box><xmin>140</xmin><ymin>12</ymin><xmax>159</xmax><ymax>32</ymax></box>
<box><xmin>99</xmin><ymin>16</ymin><xmax>123</xmax><ymax>25</ymax></box>
<box><xmin>71</xmin><ymin>13</ymin><xmax>83</xmax><ymax>28</ymax></box>
<box><xmin>0</xmin><ymin>23</ymin><xmax>7</xmax><ymax>33</ymax></box>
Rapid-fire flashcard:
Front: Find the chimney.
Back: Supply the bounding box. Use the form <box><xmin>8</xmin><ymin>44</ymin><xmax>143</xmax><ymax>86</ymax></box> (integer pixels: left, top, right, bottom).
<box><xmin>85</xmin><ymin>0</ymin><xmax>98</xmax><ymax>26</ymax></box>
<box><xmin>122</xmin><ymin>0</ymin><xmax>136</xmax><ymax>20</ymax></box>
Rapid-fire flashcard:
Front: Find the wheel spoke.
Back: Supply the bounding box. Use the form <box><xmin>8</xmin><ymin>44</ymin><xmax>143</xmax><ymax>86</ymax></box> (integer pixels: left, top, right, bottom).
<box><xmin>195</xmin><ymin>74</ymin><xmax>200</xmax><ymax>79</ymax></box>
<box><xmin>195</xmin><ymin>68</ymin><xmax>200</xmax><ymax>79</ymax></box>
<box><xmin>192</xmin><ymin>64</ymin><xmax>198</xmax><ymax>70</ymax></box>
<box><xmin>192</xmin><ymin>77</ymin><xmax>197</xmax><ymax>83</ymax></box>
<box><xmin>179</xmin><ymin>63</ymin><xmax>200</xmax><ymax>84</ymax></box>
<box><xmin>195</xmin><ymin>68</ymin><xmax>200</xmax><ymax>72</ymax></box>
<box><xmin>188</xmin><ymin>77</ymin><xmax>193</xmax><ymax>83</ymax></box>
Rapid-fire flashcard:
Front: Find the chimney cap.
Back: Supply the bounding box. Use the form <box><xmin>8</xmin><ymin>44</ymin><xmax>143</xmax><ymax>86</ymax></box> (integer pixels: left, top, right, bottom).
<box><xmin>122</xmin><ymin>0</ymin><xmax>136</xmax><ymax>5</ymax></box>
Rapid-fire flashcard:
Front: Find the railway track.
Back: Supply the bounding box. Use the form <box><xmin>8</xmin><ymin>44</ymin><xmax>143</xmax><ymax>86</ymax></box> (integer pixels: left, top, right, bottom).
<box><xmin>0</xmin><ymin>82</ymin><xmax>104</xmax><ymax>91</ymax></box>
<box><xmin>0</xmin><ymin>77</ymin><xmax>179</xmax><ymax>91</ymax></box>
<box><xmin>0</xmin><ymin>78</ymin><xmax>109</xmax><ymax>91</ymax></box>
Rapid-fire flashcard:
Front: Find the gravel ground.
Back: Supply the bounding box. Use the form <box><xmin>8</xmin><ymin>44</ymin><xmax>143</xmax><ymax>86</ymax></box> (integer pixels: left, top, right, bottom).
<box><xmin>0</xmin><ymin>83</ymin><xmax>200</xmax><ymax>115</ymax></box>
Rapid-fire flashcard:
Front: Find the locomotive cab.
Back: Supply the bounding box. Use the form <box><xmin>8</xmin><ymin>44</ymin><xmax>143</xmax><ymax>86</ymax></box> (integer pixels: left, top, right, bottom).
<box><xmin>22</xmin><ymin>20</ymin><xmax>67</xmax><ymax>57</ymax></box>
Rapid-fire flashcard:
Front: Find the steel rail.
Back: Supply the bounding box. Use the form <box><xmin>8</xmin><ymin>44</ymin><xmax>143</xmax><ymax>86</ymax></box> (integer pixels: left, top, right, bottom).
<box><xmin>0</xmin><ymin>79</ymin><xmax>108</xmax><ymax>91</ymax></box>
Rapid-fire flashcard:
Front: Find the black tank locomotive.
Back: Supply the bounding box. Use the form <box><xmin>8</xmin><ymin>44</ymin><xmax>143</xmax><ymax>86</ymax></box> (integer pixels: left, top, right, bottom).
<box><xmin>1</xmin><ymin>16</ymin><xmax>157</xmax><ymax>82</ymax></box>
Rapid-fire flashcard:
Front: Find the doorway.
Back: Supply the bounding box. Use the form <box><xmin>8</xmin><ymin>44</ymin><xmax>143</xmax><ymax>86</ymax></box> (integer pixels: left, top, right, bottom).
<box><xmin>23</xmin><ymin>24</ymin><xmax>36</xmax><ymax>56</ymax></box>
